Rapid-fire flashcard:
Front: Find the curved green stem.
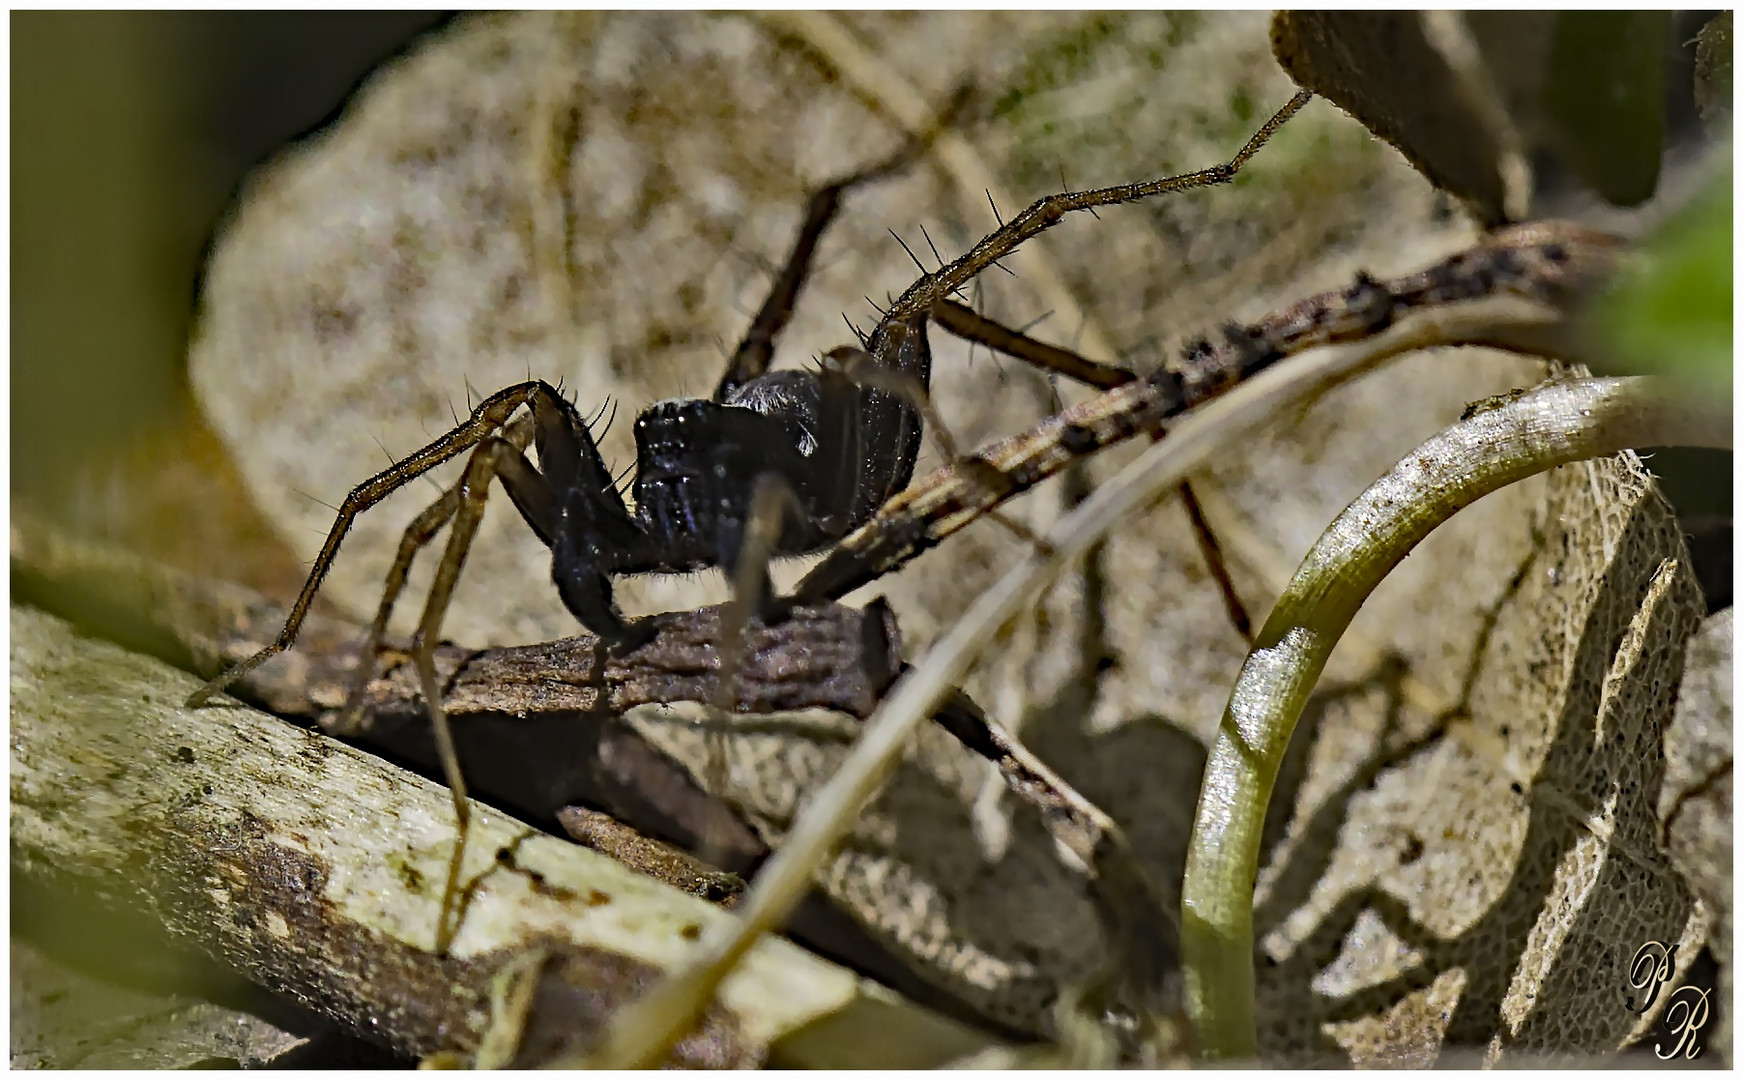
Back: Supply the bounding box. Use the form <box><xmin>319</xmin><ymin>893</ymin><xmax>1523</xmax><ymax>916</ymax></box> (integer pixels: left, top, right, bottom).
<box><xmin>1180</xmin><ymin>375</ymin><xmax>1731</xmax><ymax>1060</ymax></box>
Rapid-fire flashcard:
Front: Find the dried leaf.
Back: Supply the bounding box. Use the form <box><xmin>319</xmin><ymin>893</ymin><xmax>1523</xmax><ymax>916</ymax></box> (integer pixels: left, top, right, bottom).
<box><xmin>1270</xmin><ymin>11</ymin><xmax>1518</xmax><ymax>223</ymax></box>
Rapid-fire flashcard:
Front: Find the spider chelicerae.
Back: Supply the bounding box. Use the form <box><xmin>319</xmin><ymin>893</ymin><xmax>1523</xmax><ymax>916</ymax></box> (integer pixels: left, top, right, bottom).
<box><xmin>188</xmin><ymin>88</ymin><xmax>1313</xmax><ymax>948</ymax></box>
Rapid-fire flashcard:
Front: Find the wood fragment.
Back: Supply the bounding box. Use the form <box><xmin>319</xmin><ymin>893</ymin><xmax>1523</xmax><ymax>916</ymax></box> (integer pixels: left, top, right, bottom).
<box><xmin>9</xmin><ymin>603</ymin><xmax>1001</xmax><ymax>1065</ymax></box>
<box><xmin>557</xmin><ymin>805</ymin><xmax>746</xmax><ymax>908</ymax></box>
<box><xmin>10</xmin><ymin>509</ymin><xmax>901</xmax><ymax>731</ymax></box>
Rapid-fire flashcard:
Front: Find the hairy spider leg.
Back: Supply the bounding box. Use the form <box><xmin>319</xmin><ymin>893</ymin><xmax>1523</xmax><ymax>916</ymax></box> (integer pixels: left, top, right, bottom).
<box><xmin>927</xmin><ymin>300</ymin><xmax>1255</xmax><ymax>640</ymax></box>
<box><xmin>185</xmin><ymin>378</ymin><xmax>590</xmax><ymax>953</ymax></box>
<box><xmin>775</xmin><ymin>91</ymin><xmax>1313</xmax><ymax>597</ymax></box>
<box><xmin>786</xmin><ymin>90</ymin><xmax>1313</xmax><ymax>605</ymax></box>
<box><xmin>932</xmin><ymin>298</ymin><xmax>1137</xmax><ymax>391</ymax></box>
<box><xmin>398</xmin><ymin>383</ymin><xmax>610</xmax><ymax>951</ymax></box>
<box><xmin>1175</xmin><ymin>478</ymin><xmax>1253</xmax><ymax>643</ymax></box>
<box><xmin>713</xmin><ymin>144</ymin><xmax>932</xmax><ymax>402</ymax></box>
<box><xmin>877</xmin><ymin>90</ymin><xmax>1312</xmax><ymax>331</ymax></box>
<box><xmin>411</xmin><ymin>426</ymin><xmax>569</xmax><ymax>954</ymax></box>
<box><xmin>335</xmin><ymin>485</ymin><xmax>461</xmax><ymax>732</ymax></box>
<box><xmin>713</xmin><ymin>82</ymin><xmax>975</xmax><ymax>401</ymax></box>
<box><xmin>332</xmin><ymin>413</ymin><xmax>541</xmax><ymax>735</ymax></box>
<box><xmin>185</xmin><ymin>380</ymin><xmax>564</xmax><ymax>709</ymax></box>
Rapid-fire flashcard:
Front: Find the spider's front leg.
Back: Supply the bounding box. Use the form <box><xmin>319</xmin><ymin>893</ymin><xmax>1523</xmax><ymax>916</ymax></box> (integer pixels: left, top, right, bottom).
<box><xmin>183</xmin><ymin>381</ymin><xmax>564</xmax><ymax>709</ymax></box>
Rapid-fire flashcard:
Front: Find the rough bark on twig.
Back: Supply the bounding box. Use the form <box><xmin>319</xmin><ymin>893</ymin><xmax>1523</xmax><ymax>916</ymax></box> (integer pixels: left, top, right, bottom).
<box><xmin>9</xmin><ymin>603</ymin><xmax>1004</xmax><ymax>1066</ymax></box>
<box><xmin>11</xmin><ymin>510</ymin><xmax>902</xmax><ymax>731</ymax></box>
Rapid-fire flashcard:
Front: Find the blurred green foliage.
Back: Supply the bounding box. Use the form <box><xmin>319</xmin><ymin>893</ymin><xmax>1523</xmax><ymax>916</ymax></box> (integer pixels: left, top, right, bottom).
<box><xmin>1597</xmin><ymin>164</ymin><xmax>1733</xmax><ymax>396</ymax></box>
<box><xmin>12</xmin><ymin>13</ymin><xmax>202</xmax><ymax>506</ymax></box>
<box><xmin>10</xmin><ymin>12</ymin><xmax>447</xmax><ymax>518</ymax></box>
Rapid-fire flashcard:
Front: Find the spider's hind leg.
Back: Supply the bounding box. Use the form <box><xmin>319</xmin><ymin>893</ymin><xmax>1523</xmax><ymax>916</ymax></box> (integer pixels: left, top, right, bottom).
<box><xmin>1176</xmin><ymin>478</ymin><xmax>1253</xmax><ymax>645</ymax></box>
<box><xmin>333</xmin><ymin>413</ymin><xmax>540</xmax><ymax>735</ymax></box>
<box><xmin>406</xmin><ymin>429</ymin><xmax>562</xmax><ymax>954</ymax></box>
<box><xmin>714</xmin><ymin>95</ymin><xmax>962</xmax><ymax>402</ymax></box>
<box><xmin>932</xmin><ymin>297</ymin><xmax>1138</xmax><ymax>391</ymax></box>
<box><xmin>701</xmin><ymin>472</ymin><xmax>805</xmax><ymax>859</ymax></box>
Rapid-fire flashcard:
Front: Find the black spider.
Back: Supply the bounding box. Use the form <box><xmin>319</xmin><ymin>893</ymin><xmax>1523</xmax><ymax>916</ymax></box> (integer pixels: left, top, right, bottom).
<box><xmin>187</xmin><ymin>90</ymin><xmax>1312</xmax><ymax>949</ymax></box>
<box><xmin>186</xmin><ymin>139</ymin><xmax>932</xmax><ymax>697</ymax></box>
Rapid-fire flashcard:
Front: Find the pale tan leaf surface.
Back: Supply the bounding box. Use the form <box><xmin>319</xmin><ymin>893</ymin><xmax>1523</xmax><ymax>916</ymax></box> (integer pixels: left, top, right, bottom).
<box><xmin>1659</xmin><ymin>607</ymin><xmax>1732</xmax><ymax>1064</ymax></box>
<box><xmin>188</xmin><ymin>12</ymin><xmax>1710</xmax><ymax>1058</ymax></box>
